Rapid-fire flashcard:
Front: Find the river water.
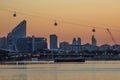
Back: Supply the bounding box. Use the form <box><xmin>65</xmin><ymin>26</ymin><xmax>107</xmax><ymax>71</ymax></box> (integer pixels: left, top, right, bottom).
<box><xmin>0</xmin><ymin>61</ymin><xmax>120</xmax><ymax>80</ymax></box>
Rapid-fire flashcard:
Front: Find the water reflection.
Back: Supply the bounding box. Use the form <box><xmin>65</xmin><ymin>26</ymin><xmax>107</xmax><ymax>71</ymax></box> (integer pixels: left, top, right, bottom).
<box><xmin>0</xmin><ymin>61</ymin><xmax>120</xmax><ymax>80</ymax></box>
<box><xmin>14</xmin><ymin>66</ymin><xmax>27</xmax><ymax>80</ymax></box>
<box><xmin>12</xmin><ymin>74</ymin><xmax>27</xmax><ymax>80</ymax></box>
<box><xmin>0</xmin><ymin>65</ymin><xmax>27</xmax><ymax>80</ymax></box>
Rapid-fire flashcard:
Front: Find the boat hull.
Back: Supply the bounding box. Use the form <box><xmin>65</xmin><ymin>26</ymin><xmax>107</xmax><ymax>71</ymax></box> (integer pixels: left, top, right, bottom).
<box><xmin>54</xmin><ymin>58</ymin><xmax>85</xmax><ymax>62</ymax></box>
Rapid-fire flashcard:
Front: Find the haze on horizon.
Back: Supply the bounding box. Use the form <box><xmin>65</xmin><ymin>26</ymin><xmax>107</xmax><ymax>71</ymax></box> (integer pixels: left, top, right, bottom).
<box><xmin>0</xmin><ymin>0</ymin><xmax>120</xmax><ymax>45</ymax></box>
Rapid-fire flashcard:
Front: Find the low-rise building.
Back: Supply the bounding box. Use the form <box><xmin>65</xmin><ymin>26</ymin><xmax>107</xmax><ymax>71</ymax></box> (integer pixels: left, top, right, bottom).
<box><xmin>16</xmin><ymin>36</ymin><xmax>47</xmax><ymax>53</ymax></box>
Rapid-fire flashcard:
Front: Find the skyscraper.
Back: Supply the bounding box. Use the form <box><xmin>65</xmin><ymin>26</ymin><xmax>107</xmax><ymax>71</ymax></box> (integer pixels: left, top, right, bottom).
<box><xmin>50</xmin><ymin>34</ymin><xmax>58</xmax><ymax>49</ymax></box>
<box><xmin>7</xmin><ymin>20</ymin><xmax>26</xmax><ymax>50</ymax></box>
<box><xmin>72</xmin><ymin>38</ymin><xmax>77</xmax><ymax>45</ymax></box>
<box><xmin>72</xmin><ymin>37</ymin><xmax>81</xmax><ymax>45</ymax></box>
<box><xmin>77</xmin><ymin>37</ymin><xmax>81</xmax><ymax>45</ymax></box>
<box><xmin>92</xmin><ymin>35</ymin><xmax>97</xmax><ymax>46</ymax></box>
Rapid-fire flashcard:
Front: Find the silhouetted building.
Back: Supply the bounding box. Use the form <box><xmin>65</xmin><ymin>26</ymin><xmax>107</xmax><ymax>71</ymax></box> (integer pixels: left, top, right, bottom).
<box><xmin>72</xmin><ymin>38</ymin><xmax>77</xmax><ymax>45</ymax></box>
<box><xmin>16</xmin><ymin>36</ymin><xmax>47</xmax><ymax>53</ymax></box>
<box><xmin>60</xmin><ymin>42</ymin><xmax>69</xmax><ymax>51</ymax></box>
<box><xmin>7</xmin><ymin>20</ymin><xmax>26</xmax><ymax>50</ymax></box>
<box><xmin>92</xmin><ymin>35</ymin><xmax>97</xmax><ymax>46</ymax></box>
<box><xmin>69</xmin><ymin>44</ymin><xmax>81</xmax><ymax>53</ymax></box>
<box><xmin>77</xmin><ymin>37</ymin><xmax>81</xmax><ymax>45</ymax></box>
<box><xmin>0</xmin><ymin>37</ymin><xmax>7</xmax><ymax>49</ymax></box>
<box><xmin>81</xmin><ymin>43</ymin><xmax>98</xmax><ymax>52</ymax></box>
<box><xmin>50</xmin><ymin>34</ymin><xmax>58</xmax><ymax>49</ymax></box>
<box><xmin>99</xmin><ymin>44</ymin><xmax>111</xmax><ymax>52</ymax></box>
<box><xmin>59</xmin><ymin>38</ymin><xmax>82</xmax><ymax>53</ymax></box>
<box><xmin>112</xmin><ymin>44</ymin><xmax>120</xmax><ymax>52</ymax></box>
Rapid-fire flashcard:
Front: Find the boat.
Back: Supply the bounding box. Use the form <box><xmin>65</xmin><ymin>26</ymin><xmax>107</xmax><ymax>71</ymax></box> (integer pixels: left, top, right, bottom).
<box><xmin>54</xmin><ymin>57</ymin><xmax>85</xmax><ymax>62</ymax></box>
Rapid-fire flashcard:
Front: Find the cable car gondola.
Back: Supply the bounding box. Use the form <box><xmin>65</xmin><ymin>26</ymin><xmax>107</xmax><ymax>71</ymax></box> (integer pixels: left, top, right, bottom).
<box><xmin>13</xmin><ymin>12</ymin><xmax>16</xmax><ymax>17</ymax></box>
<box><xmin>54</xmin><ymin>20</ymin><xmax>58</xmax><ymax>26</ymax></box>
<box><xmin>92</xmin><ymin>27</ymin><xmax>96</xmax><ymax>32</ymax></box>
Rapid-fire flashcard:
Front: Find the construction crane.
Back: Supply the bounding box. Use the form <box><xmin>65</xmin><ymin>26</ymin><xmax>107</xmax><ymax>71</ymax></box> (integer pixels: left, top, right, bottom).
<box><xmin>106</xmin><ymin>28</ymin><xmax>116</xmax><ymax>44</ymax></box>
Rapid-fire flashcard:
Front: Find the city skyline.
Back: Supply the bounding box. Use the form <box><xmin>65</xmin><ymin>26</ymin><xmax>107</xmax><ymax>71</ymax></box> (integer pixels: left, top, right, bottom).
<box><xmin>0</xmin><ymin>0</ymin><xmax>120</xmax><ymax>45</ymax></box>
<box><xmin>1</xmin><ymin>1</ymin><xmax>120</xmax><ymax>80</ymax></box>
<box><xmin>0</xmin><ymin>19</ymin><xmax>120</xmax><ymax>47</ymax></box>
<box><xmin>0</xmin><ymin>19</ymin><xmax>120</xmax><ymax>61</ymax></box>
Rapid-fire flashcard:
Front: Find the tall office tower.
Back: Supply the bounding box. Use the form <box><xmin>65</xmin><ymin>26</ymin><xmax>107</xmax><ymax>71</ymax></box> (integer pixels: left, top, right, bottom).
<box><xmin>32</xmin><ymin>36</ymin><xmax>35</xmax><ymax>52</ymax></box>
<box><xmin>92</xmin><ymin>35</ymin><xmax>97</xmax><ymax>46</ymax></box>
<box><xmin>50</xmin><ymin>34</ymin><xmax>58</xmax><ymax>49</ymax></box>
<box><xmin>77</xmin><ymin>37</ymin><xmax>81</xmax><ymax>45</ymax></box>
<box><xmin>7</xmin><ymin>20</ymin><xmax>26</xmax><ymax>50</ymax></box>
<box><xmin>72</xmin><ymin>38</ymin><xmax>77</xmax><ymax>45</ymax></box>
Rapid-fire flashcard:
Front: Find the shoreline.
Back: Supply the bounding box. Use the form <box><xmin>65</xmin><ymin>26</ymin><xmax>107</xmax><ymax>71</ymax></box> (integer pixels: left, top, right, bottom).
<box><xmin>0</xmin><ymin>61</ymin><xmax>55</xmax><ymax>65</ymax></box>
<box><xmin>0</xmin><ymin>60</ymin><xmax>120</xmax><ymax>65</ymax></box>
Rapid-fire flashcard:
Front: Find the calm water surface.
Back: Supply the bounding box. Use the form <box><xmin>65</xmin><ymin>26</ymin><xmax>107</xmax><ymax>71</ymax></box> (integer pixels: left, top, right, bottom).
<box><xmin>0</xmin><ymin>61</ymin><xmax>120</xmax><ymax>80</ymax></box>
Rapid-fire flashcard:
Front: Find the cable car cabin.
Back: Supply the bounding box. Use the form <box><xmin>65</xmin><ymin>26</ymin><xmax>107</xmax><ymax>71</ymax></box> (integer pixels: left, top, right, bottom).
<box><xmin>13</xmin><ymin>12</ymin><xmax>16</xmax><ymax>17</ymax></box>
<box><xmin>54</xmin><ymin>21</ymin><xmax>58</xmax><ymax>26</ymax></box>
<box><xmin>92</xmin><ymin>28</ymin><xmax>96</xmax><ymax>32</ymax></box>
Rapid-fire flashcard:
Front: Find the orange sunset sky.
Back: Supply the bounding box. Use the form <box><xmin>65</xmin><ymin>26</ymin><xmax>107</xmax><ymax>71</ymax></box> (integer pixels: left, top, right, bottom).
<box><xmin>0</xmin><ymin>0</ymin><xmax>120</xmax><ymax>45</ymax></box>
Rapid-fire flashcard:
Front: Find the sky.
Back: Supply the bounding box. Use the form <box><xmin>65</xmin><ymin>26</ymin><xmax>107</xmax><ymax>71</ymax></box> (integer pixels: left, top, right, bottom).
<box><xmin>0</xmin><ymin>0</ymin><xmax>120</xmax><ymax>45</ymax></box>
